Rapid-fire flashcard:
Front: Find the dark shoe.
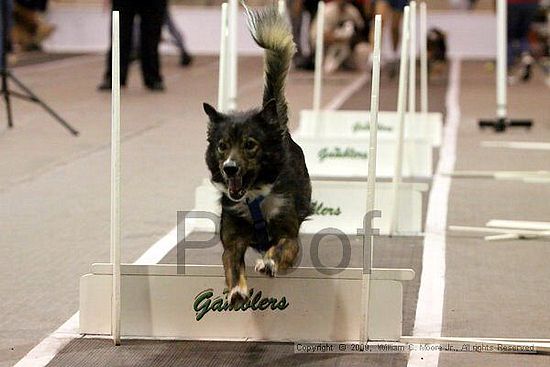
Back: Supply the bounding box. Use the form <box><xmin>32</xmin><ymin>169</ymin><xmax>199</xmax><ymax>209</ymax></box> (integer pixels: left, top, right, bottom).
<box><xmin>145</xmin><ymin>81</ymin><xmax>165</xmax><ymax>92</ymax></box>
<box><xmin>180</xmin><ymin>50</ymin><xmax>193</xmax><ymax>66</ymax></box>
<box><xmin>294</xmin><ymin>55</ymin><xmax>315</xmax><ymax>71</ymax></box>
<box><xmin>519</xmin><ymin>56</ymin><xmax>533</xmax><ymax>82</ymax></box>
<box><xmin>97</xmin><ymin>79</ymin><xmax>126</xmax><ymax>92</ymax></box>
<box><xmin>387</xmin><ymin>60</ymin><xmax>399</xmax><ymax>79</ymax></box>
<box><xmin>97</xmin><ymin>79</ymin><xmax>111</xmax><ymax>91</ymax></box>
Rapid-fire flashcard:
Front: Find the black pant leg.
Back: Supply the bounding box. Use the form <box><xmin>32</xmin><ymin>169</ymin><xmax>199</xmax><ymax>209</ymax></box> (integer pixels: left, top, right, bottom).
<box><xmin>138</xmin><ymin>0</ymin><xmax>167</xmax><ymax>85</ymax></box>
<box><xmin>103</xmin><ymin>0</ymin><xmax>136</xmax><ymax>85</ymax></box>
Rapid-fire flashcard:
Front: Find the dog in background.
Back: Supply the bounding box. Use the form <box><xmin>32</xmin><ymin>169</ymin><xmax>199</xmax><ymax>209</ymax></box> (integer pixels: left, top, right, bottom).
<box><xmin>203</xmin><ymin>5</ymin><xmax>312</xmax><ymax>306</ymax></box>
<box><xmin>427</xmin><ymin>28</ymin><xmax>447</xmax><ymax>79</ymax></box>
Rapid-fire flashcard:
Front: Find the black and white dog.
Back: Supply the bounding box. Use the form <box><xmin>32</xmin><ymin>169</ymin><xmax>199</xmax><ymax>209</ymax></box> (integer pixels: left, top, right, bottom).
<box><xmin>427</xmin><ymin>28</ymin><xmax>447</xmax><ymax>78</ymax></box>
<box><xmin>203</xmin><ymin>5</ymin><xmax>311</xmax><ymax>306</ymax></box>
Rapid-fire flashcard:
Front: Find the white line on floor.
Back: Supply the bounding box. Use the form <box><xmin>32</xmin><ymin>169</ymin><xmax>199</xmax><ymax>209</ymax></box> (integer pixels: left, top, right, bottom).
<box><xmin>325</xmin><ymin>74</ymin><xmax>370</xmax><ymax>110</ymax></box>
<box><xmin>13</xmin><ymin>314</ymin><xmax>81</xmax><ymax>367</ymax></box>
<box><xmin>407</xmin><ymin>58</ymin><xmax>461</xmax><ymax>367</ymax></box>
<box><xmin>13</xmin><ymin>66</ymin><xmax>368</xmax><ymax>367</ymax></box>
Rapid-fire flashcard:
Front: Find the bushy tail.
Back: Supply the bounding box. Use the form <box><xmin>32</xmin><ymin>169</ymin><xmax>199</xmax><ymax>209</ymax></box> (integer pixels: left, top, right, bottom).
<box><xmin>243</xmin><ymin>4</ymin><xmax>296</xmax><ymax>125</ymax></box>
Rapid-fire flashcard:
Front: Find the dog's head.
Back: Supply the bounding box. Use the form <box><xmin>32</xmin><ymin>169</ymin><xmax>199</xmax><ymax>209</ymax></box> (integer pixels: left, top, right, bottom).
<box><xmin>203</xmin><ymin>100</ymin><xmax>286</xmax><ymax>202</ymax></box>
<box><xmin>427</xmin><ymin>28</ymin><xmax>447</xmax><ymax>62</ymax></box>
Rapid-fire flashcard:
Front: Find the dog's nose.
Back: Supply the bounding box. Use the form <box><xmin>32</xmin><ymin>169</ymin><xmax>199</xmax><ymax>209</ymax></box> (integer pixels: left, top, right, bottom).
<box><xmin>223</xmin><ymin>161</ymin><xmax>239</xmax><ymax>177</ymax></box>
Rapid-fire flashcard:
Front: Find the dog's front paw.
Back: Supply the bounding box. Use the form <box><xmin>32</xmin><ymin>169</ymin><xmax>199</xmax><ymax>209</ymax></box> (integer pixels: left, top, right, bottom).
<box><xmin>228</xmin><ymin>285</ymin><xmax>249</xmax><ymax>307</ymax></box>
<box><xmin>254</xmin><ymin>258</ymin><xmax>277</xmax><ymax>277</ymax></box>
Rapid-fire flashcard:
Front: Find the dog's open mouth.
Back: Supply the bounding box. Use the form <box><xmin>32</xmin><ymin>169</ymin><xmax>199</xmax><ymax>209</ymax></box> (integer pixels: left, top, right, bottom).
<box><xmin>227</xmin><ymin>176</ymin><xmax>246</xmax><ymax>201</ymax></box>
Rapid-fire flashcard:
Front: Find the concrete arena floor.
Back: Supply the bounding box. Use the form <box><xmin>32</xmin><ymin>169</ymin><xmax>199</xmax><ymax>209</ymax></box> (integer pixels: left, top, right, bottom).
<box><xmin>4</xmin><ymin>55</ymin><xmax>550</xmax><ymax>367</ymax></box>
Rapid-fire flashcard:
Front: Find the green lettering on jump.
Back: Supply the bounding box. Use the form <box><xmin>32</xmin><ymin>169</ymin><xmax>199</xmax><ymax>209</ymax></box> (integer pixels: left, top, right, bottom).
<box><xmin>352</xmin><ymin>121</ymin><xmax>393</xmax><ymax>132</ymax></box>
<box><xmin>318</xmin><ymin>147</ymin><xmax>368</xmax><ymax>162</ymax></box>
<box><xmin>311</xmin><ymin>200</ymin><xmax>342</xmax><ymax>216</ymax></box>
<box><xmin>193</xmin><ymin>288</ymin><xmax>289</xmax><ymax>321</ymax></box>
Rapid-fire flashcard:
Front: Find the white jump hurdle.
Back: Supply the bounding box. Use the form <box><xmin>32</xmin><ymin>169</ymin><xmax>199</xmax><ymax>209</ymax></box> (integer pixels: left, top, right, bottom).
<box><xmin>79</xmin><ymin>14</ymin><xmax>415</xmax><ymax>344</ymax></box>
<box><xmin>80</xmin><ymin>263</ymin><xmax>413</xmax><ymax>341</ymax></box>
<box><xmin>194</xmin><ymin>179</ymin><xmax>428</xmax><ymax>235</ymax></box>
<box><xmin>296</xmin><ymin>1</ymin><xmax>442</xmax><ymax>149</ymax></box>
<box><xmin>296</xmin><ymin>1</ymin><xmax>435</xmax><ymax>183</ymax></box>
<box><xmin>295</xmin><ymin>109</ymin><xmax>443</xmax><ymax>148</ymax></box>
<box><xmin>293</xmin><ymin>135</ymin><xmax>433</xmax><ymax>179</ymax></box>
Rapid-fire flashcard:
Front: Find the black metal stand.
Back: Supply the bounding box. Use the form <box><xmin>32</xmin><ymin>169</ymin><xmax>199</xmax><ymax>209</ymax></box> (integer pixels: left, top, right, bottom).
<box><xmin>478</xmin><ymin>117</ymin><xmax>533</xmax><ymax>133</ymax></box>
<box><xmin>0</xmin><ymin>0</ymin><xmax>78</xmax><ymax>135</ymax></box>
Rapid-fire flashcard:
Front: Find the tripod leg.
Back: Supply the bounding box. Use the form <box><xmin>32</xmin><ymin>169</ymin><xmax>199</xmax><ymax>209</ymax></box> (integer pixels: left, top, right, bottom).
<box><xmin>7</xmin><ymin>71</ymin><xmax>79</xmax><ymax>136</ymax></box>
<box><xmin>1</xmin><ymin>71</ymin><xmax>13</xmax><ymax>128</ymax></box>
<box><xmin>4</xmin><ymin>88</ymin><xmax>12</xmax><ymax>128</ymax></box>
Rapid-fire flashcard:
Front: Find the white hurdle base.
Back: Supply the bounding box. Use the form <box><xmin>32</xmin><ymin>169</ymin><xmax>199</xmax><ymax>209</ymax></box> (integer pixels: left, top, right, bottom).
<box><xmin>295</xmin><ymin>110</ymin><xmax>443</xmax><ymax>148</ymax></box>
<box><xmin>195</xmin><ymin>179</ymin><xmax>429</xmax><ymax>235</ymax></box>
<box><xmin>294</xmin><ymin>135</ymin><xmax>433</xmax><ymax>178</ymax></box>
<box><xmin>80</xmin><ymin>263</ymin><xmax>414</xmax><ymax>341</ymax></box>
<box><xmin>450</xmin><ymin>219</ymin><xmax>550</xmax><ymax>241</ymax></box>
<box><xmin>446</xmin><ymin>170</ymin><xmax>550</xmax><ymax>183</ymax></box>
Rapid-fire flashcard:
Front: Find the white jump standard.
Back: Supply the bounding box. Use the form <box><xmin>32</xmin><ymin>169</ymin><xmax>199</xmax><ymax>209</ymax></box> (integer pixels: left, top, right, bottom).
<box><xmin>110</xmin><ymin>10</ymin><xmax>121</xmax><ymax>346</ymax></box>
<box><xmin>478</xmin><ymin>0</ymin><xmax>533</xmax><ymax>132</ymax></box>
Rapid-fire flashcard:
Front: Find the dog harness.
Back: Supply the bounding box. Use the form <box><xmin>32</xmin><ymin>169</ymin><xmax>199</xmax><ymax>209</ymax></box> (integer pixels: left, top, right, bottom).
<box><xmin>246</xmin><ymin>195</ymin><xmax>271</xmax><ymax>252</ymax></box>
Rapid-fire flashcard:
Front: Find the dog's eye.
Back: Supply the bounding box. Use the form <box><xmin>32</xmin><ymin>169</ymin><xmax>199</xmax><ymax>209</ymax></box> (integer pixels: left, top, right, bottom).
<box><xmin>244</xmin><ymin>140</ymin><xmax>257</xmax><ymax>151</ymax></box>
<box><xmin>217</xmin><ymin>142</ymin><xmax>228</xmax><ymax>152</ymax></box>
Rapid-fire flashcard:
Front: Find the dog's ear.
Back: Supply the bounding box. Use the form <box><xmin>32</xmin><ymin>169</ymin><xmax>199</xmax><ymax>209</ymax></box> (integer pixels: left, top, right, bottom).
<box><xmin>260</xmin><ymin>99</ymin><xmax>278</xmax><ymax>125</ymax></box>
<box><xmin>203</xmin><ymin>103</ymin><xmax>224</xmax><ymax>123</ymax></box>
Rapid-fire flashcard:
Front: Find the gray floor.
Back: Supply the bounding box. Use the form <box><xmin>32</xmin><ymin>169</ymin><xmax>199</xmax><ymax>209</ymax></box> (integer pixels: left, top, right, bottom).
<box><xmin>5</xmin><ymin>56</ymin><xmax>550</xmax><ymax>366</ymax></box>
<box><xmin>438</xmin><ymin>61</ymin><xmax>550</xmax><ymax>367</ymax></box>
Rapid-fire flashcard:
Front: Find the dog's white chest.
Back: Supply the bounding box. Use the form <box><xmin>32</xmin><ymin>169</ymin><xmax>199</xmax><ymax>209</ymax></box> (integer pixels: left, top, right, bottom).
<box><xmin>231</xmin><ymin>191</ymin><xmax>288</xmax><ymax>222</ymax></box>
<box><xmin>259</xmin><ymin>194</ymin><xmax>287</xmax><ymax>219</ymax></box>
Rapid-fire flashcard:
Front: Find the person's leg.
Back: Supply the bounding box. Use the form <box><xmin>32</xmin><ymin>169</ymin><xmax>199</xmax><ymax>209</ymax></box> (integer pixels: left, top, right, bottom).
<box><xmin>164</xmin><ymin>8</ymin><xmax>192</xmax><ymax>66</ymax></box>
<box><xmin>99</xmin><ymin>0</ymin><xmax>134</xmax><ymax>89</ymax></box>
<box><xmin>390</xmin><ymin>2</ymin><xmax>405</xmax><ymax>54</ymax></box>
<box><xmin>5</xmin><ymin>0</ymin><xmax>14</xmax><ymax>52</ymax></box>
<box><xmin>138</xmin><ymin>0</ymin><xmax>166</xmax><ymax>89</ymax></box>
<box><xmin>130</xmin><ymin>18</ymin><xmax>140</xmax><ymax>62</ymax></box>
<box><xmin>289</xmin><ymin>0</ymin><xmax>305</xmax><ymax>58</ymax></box>
<box><xmin>516</xmin><ymin>3</ymin><xmax>538</xmax><ymax>81</ymax></box>
<box><xmin>118</xmin><ymin>1</ymin><xmax>135</xmax><ymax>85</ymax></box>
<box><xmin>370</xmin><ymin>0</ymin><xmax>391</xmax><ymax>46</ymax></box>
<box><xmin>517</xmin><ymin>3</ymin><xmax>538</xmax><ymax>55</ymax></box>
<box><xmin>507</xmin><ymin>3</ymin><xmax>522</xmax><ymax>67</ymax></box>
<box><xmin>164</xmin><ymin>9</ymin><xmax>184</xmax><ymax>52</ymax></box>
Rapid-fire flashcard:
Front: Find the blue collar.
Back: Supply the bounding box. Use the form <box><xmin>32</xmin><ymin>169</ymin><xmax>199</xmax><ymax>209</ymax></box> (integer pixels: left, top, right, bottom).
<box><xmin>246</xmin><ymin>195</ymin><xmax>271</xmax><ymax>252</ymax></box>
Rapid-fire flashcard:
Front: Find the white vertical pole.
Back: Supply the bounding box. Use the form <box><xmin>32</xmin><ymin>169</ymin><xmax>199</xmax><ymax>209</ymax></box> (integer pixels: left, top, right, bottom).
<box><xmin>496</xmin><ymin>0</ymin><xmax>507</xmax><ymax>119</ymax></box>
<box><xmin>228</xmin><ymin>0</ymin><xmax>238</xmax><ymax>111</ymax></box>
<box><xmin>313</xmin><ymin>1</ymin><xmax>325</xmax><ymax>112</ymax></box>
<box><xmin>110</xmin><ymin>10</ymin><xmax>121</xmax><ymax>346</ymax></box>
<box><xmin>389</xmin><ymin>6</ymin><xmax>410</xmax><ymax>236</ymax></box>
<box><xmin>218</xmin><ymin>3</ymin><xmax>229</xmax><ymax>112</ymax></box>
<box><xmin>420</xmin><ymin>2</ymin><xmax>428</xmax><ymax>115</ymax></box>
<box><xmin>408</xmin><ymin>2</ymin><xmax>416</xmax><ymax>118</ymax></box>
<box><xmin>278</xmin><ymin>0</ymin><xmax>286</xmax><ymax>16</ymax></box>
<box><xmin>361</xmin><ymin>14</ymin><xmax>381</xmax><ymax>343</ymax></box>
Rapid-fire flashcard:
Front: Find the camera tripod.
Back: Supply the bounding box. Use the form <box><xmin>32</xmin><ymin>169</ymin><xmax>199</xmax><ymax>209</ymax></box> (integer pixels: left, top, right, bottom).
<box><xmin>1</xmin><ymin>0</ymin><xmax>78</xmax><ymax>135</ymax></box>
